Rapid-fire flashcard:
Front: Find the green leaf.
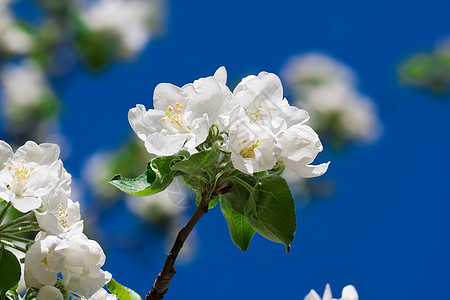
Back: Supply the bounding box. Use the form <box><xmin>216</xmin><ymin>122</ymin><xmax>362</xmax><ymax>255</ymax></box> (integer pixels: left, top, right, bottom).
<box><xmin>226</xmin><ymin>173</ymin><xmax>256</xmax><ymax>215</ymax></box>
<box><xmin>0</xmin><ymin>245</ymin><xmax>21</xmax><ymax>298</ymax></box>
<box><xmin>244</xmin><ymin>174</ymin><xmax>296</xmax><ymax>252</ymax></box>
<box><xmin>110</xmin><ymin>155</ymin><xmax>183</xmax><ymax>196</ymax></box>
<box><xmin>107</xmin><ymin>279</ymin><xmax>141</xmax><ymax>300</ymax></box>
<box><xmin>220</xmin><ymin>196</ymin><xmax>255</xmax><ymax>251</ymax></box>
<box><xmin>171</xmin><ymin>144</ymin><xmax>221</xmax><ymax>177</ymax></box>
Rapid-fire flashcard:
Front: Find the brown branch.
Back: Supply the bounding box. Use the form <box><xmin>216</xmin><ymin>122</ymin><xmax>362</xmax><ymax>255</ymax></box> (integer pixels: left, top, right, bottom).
<box><xmin>145</xmin><ymin>185</ymin><xmax>218</xmax><ymax>300</ymax></box>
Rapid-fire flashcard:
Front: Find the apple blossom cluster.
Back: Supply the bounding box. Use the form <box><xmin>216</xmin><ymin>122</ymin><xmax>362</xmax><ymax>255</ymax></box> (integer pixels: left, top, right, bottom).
<box><xmin>0</xmin><ymin>140</ymin><xmax>121</xmax><ymax>300</ymax></box>
<box><xmin>304</xmin><ymin>284</ymin><xmax>358</xmax><ymax>300</ymax></box>
<box><xmin>281</xmin><ymin>53</ymin><xmax>381</xmax><ymax>147</ymax></box>
<box><xmin>128</xmin><ymin>66</ymin><xmax>329</xmax><ymax>178</ymax></box>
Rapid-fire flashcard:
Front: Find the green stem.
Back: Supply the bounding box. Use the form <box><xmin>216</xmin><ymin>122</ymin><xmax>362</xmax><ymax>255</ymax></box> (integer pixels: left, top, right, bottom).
<box><xmin>0</xmin><ymin>234</ymin><xmax>33</xmax><ymax>244</ymax></box>
<box><xmin>0</xmin><ymin>212</ymin><xmax>34</xmax><ymax>231</ymax></box>
<box><xmin>0</xmin><ymin>201</ymin><xmax>12</xmax><ymax>224</ymax></box>
<box><xmin>1</xmin><ymin>224</ymin><xmax>40</xmax><ymax>234</ymax></box>
<box><xmin>229</xmin><ymin>176</ymin><xmax>254</xmax><ymax>193</ymax></box>
<box><xmin>0</xmin><ymin>239</ymin><xmax>27</xmax><ymax>253</ymax></box>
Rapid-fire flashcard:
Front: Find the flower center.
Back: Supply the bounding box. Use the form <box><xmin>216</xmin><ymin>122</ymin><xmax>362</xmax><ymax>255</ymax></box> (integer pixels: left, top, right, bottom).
<box><xmin>54</xmin><ymin>202</ymin><xmax>69</xmax><ymax>228</ymax></box>
<box><xmin>3</xmin><ymin>160</ymin><xmax>34</xmax><ymax>197</ymax></box>
<box><xmin>240</xmin><ymin>140</ymin><xmax>259</xmax><ymax>158</ymax></box>
<box><xmin>243</xmin><ymin>107</ymin><xmax>261</xmax><ymax>123</ymax></box>
<box><xmin>161</xmin><ymin>102</ymin><xmax>189</xmax><ymax>132</ymax></box>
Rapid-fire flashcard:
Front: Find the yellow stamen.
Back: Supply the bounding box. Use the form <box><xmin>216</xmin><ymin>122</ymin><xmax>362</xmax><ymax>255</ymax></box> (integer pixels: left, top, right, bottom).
<box><xmin>240</xmin><ymin>140</ymin><xmax>259</xmax><ymax>158</ymax></box>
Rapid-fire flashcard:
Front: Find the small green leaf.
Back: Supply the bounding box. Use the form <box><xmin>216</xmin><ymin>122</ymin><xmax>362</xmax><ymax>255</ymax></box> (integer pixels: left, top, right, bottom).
<box><xmin>220</xmin><ymin>196</ymin><xmax>255</xmax><ymax>251</ymax></box>
<box><xmin>208</xmin><ymin>195</ymin><xmax>220</xmax><ymax>209</ymax></box>
<box><xmin>171</xmin><ymin>144</ymin><xmax>220</xmax><ymax>177</ymax></box>
<box><xmin>244</xmin><ymin>174</ymin><xmax>296</xmax><ymax>252</ymax></box>
<box><xmin>0</xmin><ymin>245</ymin><xmax>21</xmax><ymax>298</ymax></box>
<box><xmin>110</xmin><ymin>155</ymin><xmax>183</xmax><ymax>196</ymax></box>
<box><xmin>107</xmin><ymin>279</ymin><xmax>141</xmax><ymax>300</ymax></box>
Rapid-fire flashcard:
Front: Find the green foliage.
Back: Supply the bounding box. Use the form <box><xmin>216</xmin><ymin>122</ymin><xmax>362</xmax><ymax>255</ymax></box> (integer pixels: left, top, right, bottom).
<box><xmin>107</xmin><ymin>279</ymin><xmax>141</xmax><ymax>300</ymax></box>
<box><xmin>246</xmin><ymin>175</ymin><xmax>296</xmax><ymax>252</ymax></box>
<box><xmin>109</xmin><ymin>154</ymin><xmax>186</xmax><ymax>196</ymax></box>
<box><xmin>224</xmin><ymin>173</ymin><xmax>296</xmax><ymax>252</ymax></box>
<box><xmin>0</xmin><ymin>245</ymin><xmax>21</xmax><ymax>299</ymax></box>
<box><xmin>220</xmin><ymin>196</ymin><xmax>255</xmax><ymax>251</ymax></box>
<box><xmin>171</xmin><ymin>143</ymin><xmax>221</xmax><ymax>176</ymax></box>
<box><xmin>400</xmin><ymin>49</ymin><xmax>450</xmax><ymax>94</ymax></box>
<box><xmin>111</xmin><ymin>140</ymin><xmax>297</xmax><ymax>252</ymax></box>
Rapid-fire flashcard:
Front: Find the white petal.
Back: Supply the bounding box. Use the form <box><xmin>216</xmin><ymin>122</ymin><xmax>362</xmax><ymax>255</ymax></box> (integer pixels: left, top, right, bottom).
<box><xmin>153</xmin><ymin>83</ymin><xmax>188</xmax><ymax>111</ymax></box>
<box><xmin>304</xmin><ymin>289</ymin><xmax>322</xmax><ymax>300</ymax></box>
<box><xmin>11</xmin><ymin>196</ymin><xmax>41</xmax><ymax>213</ymax></box>
<box><xmin>15</xmin><ymin>141</ymin><xmax>60</xmax><ymax>165</ymax></box>
<box><xmin>37</xmin><ymin>285</ymin><xmax>64</xmax><ymax>300</ymax></box>
<box><xmin>183</xmin><ymin>76</ymin><xmax>229</xmax><ymax>123</ymax></box>
<box><xmin>233</xmin><ymin>72</ymin><xmax>283</xmax><ymax>108</ymax></box>
<box><xmin>323</xmin><ymin>284</ymin><xmax>332</xmax><ymax>300</ymax></box>
<box><xmin>144</xmin><ymin>132</ymin><xmax>186</xmax><ymax>156</ymax></box>
<box><xmin>213</xmin><ymin>66</ymin><xmax>227</xmax><ymax>85</ymax></box>
<box><xmin>280</xmin><ymin>98</ymin><xmax>310</xmax><ymax>127</ymax></box>
<box><xmin>288</xmin><ymin>161</ymin><xmax>330</xmax><ymax>178</ymax></box>
<box><xmin>128</xmin><ymin>105</ymin><xmax>167</xmax><ymax>141</ymax></box>
<box><xmin>0</xmin><ymin>140</ymin><xmax>13</xmax><ymax>165</ymax></box>
<box><xmin>35</xmin><ymin>211</ymin><xmax>61</xmax><ymax>236</ymax></box>
<box><xmin>341</xmin><ymin>285</ymin><xmax>358</xmax><ymax>300</ymax></box>
<box><xmin>184</xmin><ymin>114</ymin><xmax>209</xmax><ymax>150</ymax></box>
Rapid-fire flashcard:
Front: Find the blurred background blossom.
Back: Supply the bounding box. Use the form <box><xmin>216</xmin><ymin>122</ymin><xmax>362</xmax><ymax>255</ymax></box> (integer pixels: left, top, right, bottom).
<box><xmin>282</xmin><ymin>53</ymin><xmax>382</xmax><ymax>149</ymax></box>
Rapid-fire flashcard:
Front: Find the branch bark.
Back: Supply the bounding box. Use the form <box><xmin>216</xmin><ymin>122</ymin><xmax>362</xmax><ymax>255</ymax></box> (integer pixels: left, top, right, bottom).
<box><xmin>145</xmin><ymin>186</ymin><xmax>217</xmax><ymax>300</ymax></box>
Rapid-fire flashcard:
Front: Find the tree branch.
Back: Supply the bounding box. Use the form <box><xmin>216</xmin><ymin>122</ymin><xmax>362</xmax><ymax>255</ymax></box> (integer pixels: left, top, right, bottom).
<box><xmin>145</xmin><ymin>185</ymin><xmax>217</xmax><ymax>300</ymax></box>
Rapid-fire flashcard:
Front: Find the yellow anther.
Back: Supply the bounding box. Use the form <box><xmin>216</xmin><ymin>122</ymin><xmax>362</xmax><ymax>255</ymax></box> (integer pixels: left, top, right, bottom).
<box><xmin>162</xmin><ymin>102</ymin><xmax>188</xmax><ymax>132</ymax></box>
<box><xmin>4</xmin><ymin>162</ymin><xmax>12</xmax><ymax>170</ymax></box>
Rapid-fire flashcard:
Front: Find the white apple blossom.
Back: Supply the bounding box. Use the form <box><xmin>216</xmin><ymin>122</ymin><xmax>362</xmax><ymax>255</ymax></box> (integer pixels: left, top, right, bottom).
<box><xmin>278</xmin><ymin>124</ymin><xmax>330</xmax><ymax>178</ymax></box>
<box><xmin>0</xmin><ymin>140</ymin><xmax>70</xmax><ymax>213</ymax></box>
<box><xmin>25</xmin><ymin>225</ymin><xmax>111</xmax><ymax>298</ymax></box>
<box><xmin>80</xmin><ymin>0</ymin><xmax>163</xmax><ymax>55</ymax></box>
<box><xmin>36</xmin><ymin>285</ymin><xmax>64</xmax><ymax>300</ymax></box>
<box><xmin>304</xmin><ymin>284</ymin><xmax>358</xmax><ymax>300</ymax></box>
<box><xmin>74</xmin><ymin>288</ymin><xmax>118</xmax><ymax>300</ymax></box>
<box><xmin>24</xmin><ymin>234</ymin><xmax>67</xmax><ymax>288</ymax></box>
<box><xmin>224</xmin><ymin>71</ymin><xmax>328</xmax><ymax>176</ymax></box>
<box><xmin>35</xmin><ymin>198</ymin><xmax>81</xmax><ymax>236</ymax></box>
<box><xmin>129</xmin><ymin>67</ymin><xmax>232</xmax><ymax>155</ymax></box>
<box><xmin>227</xmin><ymin>120</ymin><xmax>281</xmax><ymax>175</ymax></box>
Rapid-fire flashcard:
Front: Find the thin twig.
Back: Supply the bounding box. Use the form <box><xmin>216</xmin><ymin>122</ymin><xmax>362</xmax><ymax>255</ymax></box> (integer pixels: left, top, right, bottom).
<box><xmin>145</xmin><ymin>185</ymin><xmax>218</xmax><ymax>300</ymax></box>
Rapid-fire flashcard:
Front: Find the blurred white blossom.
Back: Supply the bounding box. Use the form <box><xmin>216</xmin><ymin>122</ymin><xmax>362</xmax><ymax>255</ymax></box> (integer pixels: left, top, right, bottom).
<box><xmin>0</xmin><ymin>0</ymin><xmax>33</xmax><ymax>54</ymax></box>
<box><xmin>305</xmin><ymin>284</ymin><xmax>358</xmax><ymax>300</ymax></box>
<box><xmin>81</xmin><ymin>0</ymin><xmax>164</xmax><ymax>55</ymax></box>
<box><xmin>1</xmin><ymin>60</ymin><xmax>55</xmax><ymax>122</ymax></box>
<box><xmin>282</xmin><ymin>53</ymin><xmax>381</xmax><ymax>146</ymax></box>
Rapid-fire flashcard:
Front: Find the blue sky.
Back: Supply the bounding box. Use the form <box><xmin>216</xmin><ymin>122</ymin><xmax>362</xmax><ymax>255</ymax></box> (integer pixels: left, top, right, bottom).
<box><xmin>12</xmin><ymin>0</ymin><xmax>450</xmax><ymax>299</ymax></box>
